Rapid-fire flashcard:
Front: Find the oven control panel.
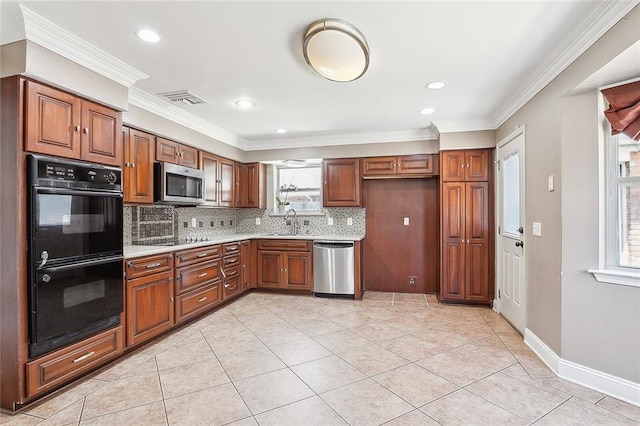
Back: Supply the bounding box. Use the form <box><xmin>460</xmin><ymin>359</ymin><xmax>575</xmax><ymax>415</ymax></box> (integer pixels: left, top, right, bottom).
<box><xmin>29</xmin><ymin>155</ymin><xmax>122</xmax><ymax>192</ymax></box>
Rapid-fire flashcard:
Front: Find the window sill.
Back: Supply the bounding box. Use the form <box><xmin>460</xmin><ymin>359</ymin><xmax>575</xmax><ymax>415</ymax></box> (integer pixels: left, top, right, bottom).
<box><xmin>588</xmin><ymin>269</ymin><xmax>640</xmax><ymax>288</ymax></box>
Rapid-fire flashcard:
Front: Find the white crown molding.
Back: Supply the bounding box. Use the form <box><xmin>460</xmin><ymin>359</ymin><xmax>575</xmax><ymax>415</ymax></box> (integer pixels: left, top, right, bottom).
<box><xmin>128</xmin><ymin>87</ymin><xmax>248</xmax><ymax>150</ymax></box>
<box><xmin>19</xmin><ymin>5</ymin><xmax>148</xmax><ymax>88</ymax></box>
<box><xmin>245</xmin><ymin>127</ymin><xmax>439</xmax><ymax>151</ymax></box>
<box><xmin>492</xmin><ymin>0</ymin><xmax>640</xmax><ymax>128</ymax></box>
<box><xmin>435</xmin><ymin>118</ymin><xmax>496</xmax><ymax>134</ymax></box>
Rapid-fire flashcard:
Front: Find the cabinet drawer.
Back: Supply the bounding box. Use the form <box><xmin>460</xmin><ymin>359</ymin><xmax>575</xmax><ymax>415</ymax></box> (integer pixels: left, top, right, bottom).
<box><xmin>126</xmin><ymin>254</ymin><xmax>173</xmax><ymax>280</ymax></box>
<box><xmin>222</xmin><ymin>264</ymin><xmax>240</xmax><ymax>281</ymax></box>
<box><xmin>257</xmin><ymin>240</ymin><xmax>311</xmax><ymax>251</ymax></box>
<box><xmin>223</xmin><ymin>241</ymin><xmax>240</xmax><ymax>255</ymax></box>
<box><xmin>175</xmin><ymin>260</ymin><xmax>220</xmax><ymax>294</ymax></box>
<box><xmin>26</xmin><ymin>326</ymin><xmax>123</xmax><ymax>398</ymax></box>
<box><xmin>175</xmin><ymin>245</ymin><xmax>221</xmax><ymax>268</ymax></box>
<box><xmin>222</xmin><ymin>253</ymin><xmax>240</xmax><ymax>267</ymax></box>
<box><xmin>175</xmin><ymin>282</ymin><xmax>221</xmax><ymax>323</ymax></box>
<box><xmin>223</xmin><ymin>277</ymin><xmax>240</xmax><ymax>299</ymax></box>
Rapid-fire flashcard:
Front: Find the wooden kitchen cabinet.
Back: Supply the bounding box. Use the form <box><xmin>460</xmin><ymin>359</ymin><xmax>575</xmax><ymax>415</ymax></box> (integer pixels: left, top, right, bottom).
<box><xmin>235</xmin><ymin>162</ymin><xmax>266</xmax><ymax>208</ymax></box>
<box><xmin>174</xmin><ymin>246</ymin><xmax>222</xmax><ymax>323</ymax></box>
<box><xmin>362</xmin><ymin>154</ymin><xmax>437</xmax><ymax>178</ymax></box>
<box><xmin>240</xmin><ymin>240</ymin><xmax>252</xmax><ymax>292</ymax></box>
<box><xmin>441</xmin><ymin>149</ymin><xmax>490</xmax><ymax>182</ymax></box>
<box><xmin>26</xmin><ymin>326</ymin><xmax>123</xmax><ymax>398</ymax></box>
<box><xmin>125</xmin><ymin>254</ymin><xmax>175</xmax><ymax>347</ymax></box>
<box><xmin>440</xmin><ymin>149</ymin><xmax>492</xmax><ymax>303</ymax></box>
<box><xmin>323</xmin><ymin>158</ymin><xmax>361</xmax><ymax>207</ymax></box>
<box><xmin>25</xmin><ymin>80</ymin><xmax>122</xmax><ymax>166</ymax></box>
<box><xmin>199</xmin><ymin>151</ymin><xmax>235</xmax><ymax>207</ymax></box>
<box><xmin>257</xmin><ymin>240</ymin><xmax>312</xmax><ymax>290</ymax></box>
<box><xmin>222</xmin><ymin>242</ymin><xmax>242</xmax><ymax>299</ymax></box>
<box><xmin>123</xmin><ymin>127</ymin><xmax>155</xmax><ymax>204</ymax></box>
<box><xmin>156</xmin><ymin>137</ymin><xmax>198</xmax><ymax>167</ymax></box>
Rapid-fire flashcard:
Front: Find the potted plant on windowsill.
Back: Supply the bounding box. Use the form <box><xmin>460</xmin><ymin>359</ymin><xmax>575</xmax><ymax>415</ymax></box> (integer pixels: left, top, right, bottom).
<box><xmin>275</xmin><ymin>196</ymin><xmax>289</xmax><ymax>214</ymax></box>
<box><xmin>276</xmin><ymin>183</ymin><xmax>296</xmax><ymax>214</ymax></box>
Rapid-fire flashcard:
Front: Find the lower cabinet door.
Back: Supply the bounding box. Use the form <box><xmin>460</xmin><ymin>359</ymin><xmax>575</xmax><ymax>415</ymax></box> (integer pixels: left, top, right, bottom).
<box><xmin>257</xmin><ymin>251</ymin><xmax>283</xmax><ymax>288</ymax></box>
<box><xmin>175</xmin><ymin>281</ymin><xmax>221</xmax><ymax>323</ymax></box>
<box><xmin>284</xmin><ymin>252</ymin><xmax>312</xmax><ymax>290</ymax></box>
<box><xmin>126</xmin><ymin>271</ymin><xmax>174</xmax><ymax>347</ymax></box>
<box><xmin>223</xmin><ymin>277</ymin><xmax>240</xmax><ymax>300</ymax></box>
<box><xmin>26</xmin><ymin>326</ymin><xmax>123</xmax><ymax>397</ymax></box>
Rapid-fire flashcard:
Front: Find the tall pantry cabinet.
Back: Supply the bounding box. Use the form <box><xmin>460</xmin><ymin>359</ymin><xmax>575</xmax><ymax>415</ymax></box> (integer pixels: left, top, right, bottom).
<box><xmin>440</xmin><ymin>149</ymin><xmax>494</xmax><ymax>303</ymax></box>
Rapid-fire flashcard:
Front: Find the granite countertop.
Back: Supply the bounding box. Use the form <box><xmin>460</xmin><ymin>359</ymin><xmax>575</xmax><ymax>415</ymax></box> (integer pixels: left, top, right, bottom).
<box><xmin>124</xmin><ymin>233</ymin><xmax>365</xmax><ymax>259</ymax></box>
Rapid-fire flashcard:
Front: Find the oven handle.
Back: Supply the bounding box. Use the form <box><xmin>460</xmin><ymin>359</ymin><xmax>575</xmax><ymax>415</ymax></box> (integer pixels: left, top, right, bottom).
<box><xmin>35</xmin><ymin>187</ymin><xmax>123</xmax><ymax>198</ymax></box>
<box><xmin>39</xmin><ymin>255</ymin><xmax>123</xmax><ymax>273</ymax></box>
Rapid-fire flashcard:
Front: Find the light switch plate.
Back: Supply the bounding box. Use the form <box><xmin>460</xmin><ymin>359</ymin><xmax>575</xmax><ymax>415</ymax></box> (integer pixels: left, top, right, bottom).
<box><xmin>328</xmin><ymin>217</ymin><xmax>334</xmax><ymax>226</ymax></box>
<box><xmin>532</xmin><ymin>222</ymin><xmax>542</xmax><ymax>236</ymax></box>
<box><xmin>255</xmin><ymin>218</ymin><xmax>261</xmax><ymax>225</ymax></box>
<box><xmin>403</xmin><ymin>217</ymin><xmax>410</xmax><ymax>226</ymax></box>
<box><xmin>347</xmin><ymin>217</ymin><xmax>353</xmax><ymax>226</ymax></box>
<box><xmin>191</xmin><ymin>218</ymin><xmax>197</xmax><ymax>227</ymax></box>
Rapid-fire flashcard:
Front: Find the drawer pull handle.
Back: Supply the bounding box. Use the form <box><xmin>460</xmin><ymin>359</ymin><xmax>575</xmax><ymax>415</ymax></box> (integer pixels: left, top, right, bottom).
<box><xmin>146</xmin><ymin>263</ymin><xmax>161</xmax><ymax>269</ymax></box>
<box><xmin>197</xmin><ymin>253</ymin><xmax>208</xmax><ymax>258</ymax></box>
<box><xmin>73</xmin><ymin>351</ymin><xmax>95</xmax><ymax>363</ymax></box>
<box><xmin>224</xmin><ymin>284</ymin><xmax>229</xmax><ymax>288</ymax></box>
<box><xmin>197</xmin><ymin>272</ymin><xmax>208</xmax><ymax>278</ymax></box>
<box><xmin>221</xmin><ymin>269</ymin><xmax>227</xmax><ymax>279</ymax></box>
<box><xmin>197</xmin><ymin>297</ymin><xmax>207</xmax><ymax>303</ymax></box>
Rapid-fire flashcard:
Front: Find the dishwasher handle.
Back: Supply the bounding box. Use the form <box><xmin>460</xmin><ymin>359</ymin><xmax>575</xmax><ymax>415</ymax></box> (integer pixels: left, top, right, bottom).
<box><xmin>314</xmin><ymin>241</ymin><xmax>354</xmax><ymax>249</ymax></box>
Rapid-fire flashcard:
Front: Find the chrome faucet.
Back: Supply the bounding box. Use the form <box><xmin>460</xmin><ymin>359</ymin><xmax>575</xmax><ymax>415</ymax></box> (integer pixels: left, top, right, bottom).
<box><xmin>284</xmin><ymin>208</ymin><xmax>300</xmax><ymax>235</ymax></box>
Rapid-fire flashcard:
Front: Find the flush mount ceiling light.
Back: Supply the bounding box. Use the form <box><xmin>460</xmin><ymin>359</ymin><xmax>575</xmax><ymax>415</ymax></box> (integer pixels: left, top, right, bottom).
<box><xmin>303</xmin><ymin>18</ymin><xmax>370</xmax><ymax>82</ymax></box>
<box><xmin>419</xmin><ymin>108</ymin><xmax>435</xmax><ymax>115</ymax></box>
<box><xmin>136</xmin><ymin>29</ymin><xmax>161</xmax><ymax>43</ymax></box>
<box><xmin>426</xmin><ymin>81</ymin><xmax>447</xmax><ymax>90</ymax></box>
<box><xmin>235</xmin><ymin>100</ymin><xmax>255</xmax><ymax>109</ymax></box>
<box><xmin>275</xmin><ymin>128</ymin><xmax>287</xmax><ymax>134</ymax></box>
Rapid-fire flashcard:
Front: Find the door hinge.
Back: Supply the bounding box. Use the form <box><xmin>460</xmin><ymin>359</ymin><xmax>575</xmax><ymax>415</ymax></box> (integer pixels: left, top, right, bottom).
<box><xmin>498</xmin><ymin>289</ymin><xmax>501</xmax><ymax>298</ymax></box>
<box><xmin>498</xmin><ymin>226</ymin><xmax>501</xmax><ymax>235</ymax></box>
<box><xmin>495</xmin><ymin>159</ymin><xmax>501</xmax><ymax>171</ymax></box>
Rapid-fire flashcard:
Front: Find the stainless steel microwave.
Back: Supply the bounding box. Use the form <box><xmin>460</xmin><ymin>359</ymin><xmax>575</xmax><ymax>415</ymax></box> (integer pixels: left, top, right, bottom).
<box><xmin>154</xmin><ymin>162</ymin><xmax>205</xmax><ymax>205</ymax></box>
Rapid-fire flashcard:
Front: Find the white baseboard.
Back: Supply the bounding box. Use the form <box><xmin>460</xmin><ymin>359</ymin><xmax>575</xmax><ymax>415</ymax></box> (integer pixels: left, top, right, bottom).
<box><xmin>524</xmin><ymin>328</ymin><xmax>640</xmax><ymax>407</ymax></box>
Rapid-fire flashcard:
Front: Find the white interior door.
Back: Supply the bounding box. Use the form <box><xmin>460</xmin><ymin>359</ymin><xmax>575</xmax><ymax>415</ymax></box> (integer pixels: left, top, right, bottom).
<box><xmin>496</xmin><ymin>127</ymin><xmax>526</xmax><ymax>334</ymax></box>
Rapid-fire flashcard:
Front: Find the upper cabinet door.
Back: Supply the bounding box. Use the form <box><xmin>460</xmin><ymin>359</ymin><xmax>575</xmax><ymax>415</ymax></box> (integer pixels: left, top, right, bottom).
<box><xmin>25</xmin><ymin>81</ymin><xmax>82</xmax><ymax>160</ymax></box>
<box><xmin>362</xmin><ymin>156</ymin><xmax>396</xmax><ymax>176</ymax></box>
<box><xmin>218</xmin><ymin>158</ymin><xmax>235</xmax><ymax>207</ymax></box>
<box><xmin>397</xmin><ymin>154</ymin><xmax>434</xmax><ymax>175</ymax></box>
<box><xmin>441</xmin><ymin>151</ymin><xmax>466</xmax><ymax>182</ymax></box>
<box><xmin>124</xmin><ymin>128</ymin><xmax>155</xmax><ymax>204</ymax></box>
<box><xmin>80</xmin><ymin>100</ymin><xmax>122</xmax><ymax>166</ymax></box>
<box><xmin>323</xmin><ymin>158</ymin><xmax>361</xmax><ymax>207</ymax></box>
<box><xmin>465</xmin><ymin>150</ymin><xmax>490</xmax><ymax>181</ymax></box>
<box><xmin>199</xmin><ymin>151</ymin><xmax>219</xmax><ymax>206</ymax></box>
<box><xmin>178</xmin><ymin>145</ymin><xmax>198</xmax><ymax>168</ymax></box>
<box><xmin>156</xmin><ymin>137</ymin><xmax>180</xmax><ymax>164</ymax></box>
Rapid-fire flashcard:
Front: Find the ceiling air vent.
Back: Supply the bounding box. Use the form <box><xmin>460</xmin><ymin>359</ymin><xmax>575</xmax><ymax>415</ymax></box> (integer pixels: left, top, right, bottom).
<box><xmin>158</xmin><ymin>90</ymin><xmax>208</xmax><ymax>105</ymax></box>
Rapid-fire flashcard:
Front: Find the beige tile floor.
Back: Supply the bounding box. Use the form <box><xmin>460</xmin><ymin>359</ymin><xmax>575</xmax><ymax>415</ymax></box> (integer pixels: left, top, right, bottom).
<box><xmin>3</xmin><ymin>292</ymin><xmax>639</xmax><ymax>425</ymax></box>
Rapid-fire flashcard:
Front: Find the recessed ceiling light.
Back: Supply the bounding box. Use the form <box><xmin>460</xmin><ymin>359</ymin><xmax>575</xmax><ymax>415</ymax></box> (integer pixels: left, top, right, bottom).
<box><xmin>419</xmin><ymin>108</ymin><xmax>435</xmax><ymax>115</ymax></box>
<box><xmin>136</xmin><ymin>29</ymin><xmax>161</xmax><ymax>43</ymax></box>
<box><xmin>235</xmin><ymin>100</ymin><xmax>254</xmax><ymax>109</ymax></box>
<box><xmin>426</xmin><ymin>81</ymin><xmax>447</xmax><ymax>90</ymax></box>
<box><xmin>275</xmin><ymin>128</ymin><xmax>287</xmax><ymax>134</ymax></box>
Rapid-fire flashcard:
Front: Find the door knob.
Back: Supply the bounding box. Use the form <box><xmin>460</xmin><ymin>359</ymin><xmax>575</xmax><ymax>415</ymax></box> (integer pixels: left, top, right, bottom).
<box><xmin>515</xmin><ymin>241</ymin><xmax>524</xmax><ymax>247</ymax></box>
<box><xmin>517</xmin><ymin>227</ymin><xmax>524</xmax><ymax>234</ymax></box>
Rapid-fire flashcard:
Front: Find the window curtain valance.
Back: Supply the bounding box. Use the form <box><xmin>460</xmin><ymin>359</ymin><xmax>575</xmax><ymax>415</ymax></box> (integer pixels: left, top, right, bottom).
<box><xmin>602</xmin><ymin>80</ymin><xmax>640</xmax><ymax>141</ymax></box>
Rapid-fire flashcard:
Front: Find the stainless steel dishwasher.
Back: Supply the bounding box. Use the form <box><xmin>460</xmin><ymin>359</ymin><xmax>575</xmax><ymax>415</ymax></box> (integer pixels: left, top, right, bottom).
<box><xmin>313</xmin><ymin>241</ymin><xmax>355</xmax><ymax>298</ymax></box>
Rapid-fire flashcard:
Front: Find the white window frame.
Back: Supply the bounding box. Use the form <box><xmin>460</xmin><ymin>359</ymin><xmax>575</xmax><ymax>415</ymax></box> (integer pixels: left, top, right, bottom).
<box><xmin>274</xmin><ymin>164</ymin><xmax>323</xmax><ymax>215</ymax></box>
<box><xmin>589</xmin><ymin>111</ymin><xmax>640</xmax><ymax>288</ymax></box>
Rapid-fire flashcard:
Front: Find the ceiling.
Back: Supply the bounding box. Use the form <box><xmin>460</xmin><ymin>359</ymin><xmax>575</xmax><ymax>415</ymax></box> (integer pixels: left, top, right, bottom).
<box><xmin>1</xmin><ymin>1</ymin><xmax>637</xmax><ymax>150</ymax></box>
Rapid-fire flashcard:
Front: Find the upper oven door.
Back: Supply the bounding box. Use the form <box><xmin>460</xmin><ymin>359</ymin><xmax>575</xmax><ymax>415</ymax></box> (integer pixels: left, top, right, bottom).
<box><xmin>31</xmin><ymin>187</ymin><xmax>123</xmax><ymax>263</ymax></box>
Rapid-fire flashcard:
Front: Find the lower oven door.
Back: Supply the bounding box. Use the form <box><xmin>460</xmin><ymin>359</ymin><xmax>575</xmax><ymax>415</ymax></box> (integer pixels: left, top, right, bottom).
<box><xmin>30</xmin><ymin>256</ymin><xmax>124</xmax><ymax>359</ymax></box>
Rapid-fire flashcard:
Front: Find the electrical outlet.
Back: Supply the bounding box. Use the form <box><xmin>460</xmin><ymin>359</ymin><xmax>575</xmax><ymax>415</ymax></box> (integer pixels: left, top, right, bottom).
<box><xmin>191</xmin><ymin>218</ymin><xmax>197</xmax><ymax>227</ymax></box>
<box><xmin>403</xmin><ymin>217</ymin><xmax>410</xmax><ymax>226</ymax></box>
<box><xmin>303</xmin><ymin>220</ymin><xmax>310</xmax><ymax>226</ymax></box>
<box><xmin>198</xmin><ymin>221</ymin><xmax>203</xmax><ymax>227</ymax></box>
<box><xmin>220</xmin><ymin>220</ymin><xmax>224</xmax><ymax>226</ymax></box>
<box><xmin>347</xmin><ymin>217</ymin><xmax>353</xmax><ymax>226</ymax></box>
<box><xmin>328</xmin><ymin>217</ymin><xmax>334</xmax><ymax>226</ymax></box>
<box><xmin>210</xmin><ymin>221</ymin><xmax>215</xmax><ymax>227</ymax></box>
<box><xmin>229</xmin><ymin>220</ymin><xmax>233</xmax><ymax>226</ymax></box>
<box><xmin>408</xmin><ymin>276</ymin><xmax>417</xmax><ymax>286</ymax></box>
<box><xmin>183</xmin><ymin>222</ymin><xmax>188</xmax><ymax>228</ymax></box>
<box><xmin>255</xmin><ymin>218</ymin><xmax>261</xmax><ymax>225</ymax></box>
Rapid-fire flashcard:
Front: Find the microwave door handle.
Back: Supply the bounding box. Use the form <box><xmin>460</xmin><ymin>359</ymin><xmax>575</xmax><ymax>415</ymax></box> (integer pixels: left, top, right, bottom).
<box><xmin>39</xmin><ymin>255</ymin><xmax>123</xmax><ymax>273</ymax></box>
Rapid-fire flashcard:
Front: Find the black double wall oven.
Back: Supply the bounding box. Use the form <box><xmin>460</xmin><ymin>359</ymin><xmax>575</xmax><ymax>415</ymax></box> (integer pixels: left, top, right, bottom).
<box><xmin>28</xmin><ymin>155</ymin><xmax>124</xmax><ymax>358</ymax></box>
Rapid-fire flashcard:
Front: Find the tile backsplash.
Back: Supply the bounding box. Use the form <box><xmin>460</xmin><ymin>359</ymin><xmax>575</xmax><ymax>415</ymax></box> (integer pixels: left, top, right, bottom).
<box><xmin>124</xmin><ymin>205</ymin><xmax>365</xmax><ymax>244</ymax></box>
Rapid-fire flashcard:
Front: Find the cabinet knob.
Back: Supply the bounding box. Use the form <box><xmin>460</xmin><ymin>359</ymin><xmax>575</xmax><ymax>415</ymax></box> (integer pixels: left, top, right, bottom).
<box><xmin>75</xmin><ymin>125</ymin><xmax>81</xmax><ymax>132</ymax></box>
<box><xmin>131</xmin><ymin>162</ymin><xmax>136</xmax><ymax>168</ymax></box>
<box><xmin>83</xmin><ymin>128</ymin><xmax>89</xmax><ymax>134</ymax></box>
